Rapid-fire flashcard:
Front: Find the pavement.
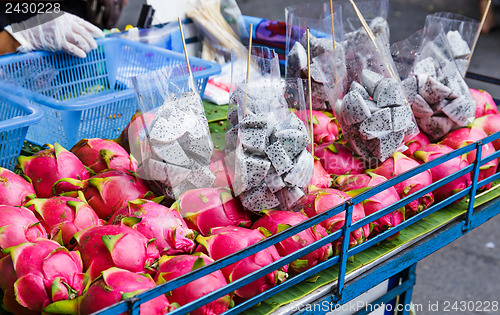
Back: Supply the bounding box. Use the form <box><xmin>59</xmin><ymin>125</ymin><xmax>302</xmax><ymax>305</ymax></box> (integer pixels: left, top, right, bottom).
<box><xmin>235</xmin><ymin>1</ymin><xmax>500</xmax><ymax>314</ymax></box>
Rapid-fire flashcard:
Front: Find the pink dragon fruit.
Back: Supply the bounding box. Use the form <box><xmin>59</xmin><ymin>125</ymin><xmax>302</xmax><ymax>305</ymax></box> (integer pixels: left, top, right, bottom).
<box><xmin>251</xmin><ymin>210</ymin><xmax>332</xmax><ymax>274</ymax></box>
<box><xmin>45</xmin><ymin>267</ymin><xmax>173</xmax><ymax>315</ymax></box>
<box><xmin>70</xmin><ymin>138</ymin><xmax>138</xmax><ymax>174</ymax></box>
<box><xmin>334</xmin><ymin>173</ymin><xmax>405</xmax><ymax>237</ymax></box>
<box><xmin>471</xmin><ymin>114</ymin><xmax>500</xmax><ymax>150</ymax></box>
<box><xmin>24</xmin><ymin>194</ymin><xmax>103</xmax><ymax>247</ymax></box>
<box><xmin>17</xmin><ymin>143</ymin><xmax>90</xmax><ymax>198</ymax></box>
<box><xmin>0</xmin><ymin>239</ymin><xmax>85</xmax><ymax>313</ymax></box>
<box><xmin>0</xmin><ymin>205</ymin><xmax>47</xmax><ymax>257</ymax></box>
<box><xmin>172</xmin><ymin>187</ymin><xmax>252</xmax><ymax>236</ymax></box>
<box><xmin>295</xmin><ymin>110</ymin><xmax>339</xmax><ymax>144</ymax></box>
<box><xmin>0</xmin><ymin>167</ymin><xmax>36</xmax><ymax>206</ymax></box>
<box><xmin>314</xmin><ymin>142</ymin><xmax>366</xmax><ymax>176</ymax></box>
<box><xmin>309</xmin><ymin>159</ymin><xmax>332</xmax><ymax>189</ymax></box>
<box><xmin>303</xmin><ymin>189</ymin><xmax>370</xmax><ymax>255</ymax></box>
<box><xmin>371</xmin><ymin>152</ymin><xmax>434</xmax><ymax>217</ymax></box>
<box><xmin>117</xmin><ymin>111</ymin><xmax>155</xmax><ymax>153</ymax></box>
<box><xmin>155</xmin><ymin>253</ymin><xmax>231</xmax><ymax>315</ymax></box>
<box><xmin>402</xmin><ymin>132</ymin><xmax>431</xmax><ymax>157</ymax></box>
<box><xmin>196</xmin><ymin>226</ymin><xmax>288</xmax><ymax>299</ymax></box>
<box><xmin>470</xmin><ymin>88</ymin><xmax>498</xmax><ymax>118</ymax></box>
<box><xmin>441</xmin><ymin>126</ymin><xmax>498</xmax><ymax>190</ymax></box>
<box><xmin>209</xmin><ymin>149</ymin><xmax>234</xmax><ymax>188</ymax></box>
<box><xmin>414</xmin><ymin>144</ymin><xmax>472</xmax><ymax>202</ymax></box>
<box><xmin>78</xmin><ymin>170</ymin><xmax>154</xmax><ymax>220</ymax></box>
<box><xmin>73</xmin><ymin>225</ymin><xmax>159</xmax><ymax>281</ymax></box>
<box><xmin>109</xmin><ymin>199</ymin><xmax>196</xmax><ymax>256</ymax></box>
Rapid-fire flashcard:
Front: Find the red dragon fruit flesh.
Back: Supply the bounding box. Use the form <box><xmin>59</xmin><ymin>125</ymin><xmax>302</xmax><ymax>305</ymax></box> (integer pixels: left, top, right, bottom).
<box><xmin>251</xmin><ymin>210</ymin><xmax>333</xmax><ymax>274</ymax></box>
<box><xmin>109</xmin><ymin>199</ymin><xmax>196</xmax><ymax>256</ymax></box>
<box><xmin>414</xmin><ymin>144</ymin><xmax>472</xmax><ymax>202</ymax></box>
<box><xmin>314</xmin><ymin>142</ymin><xmax>366</xmax><ymax>176</ymax></box>
<box><xmin>172</xmin><ymin>187</ymin><xmax>252</xmax><ymax>236</ymax></box>
<box><xmin>441</xmin><ymin>126</ymin><xmax>498</xmax><ymax>190</ymax></box>
<box><xmin>70</xmin><ymin>138</ymin><xmax>138</xmax><ymax>174</ymax></box>
<box><xmin>0</xmin><ymin>205</ymin><xmax>47</xmax><ymax>257</ymax></box>
<box><xmin>0</xmin><ymin>167</ymin><xmax>36</xmax><ymax>207</ymax></box>
<box><xmin>371</xmin><ymin>152</ymin><xmax>434</xmax><ymax>217</ymax></box>
<box><xmin>334</xmin><ymin>173</ymin><xmax>405</xmax><ymax>237</ymax></box>
<box><xmin>24</xmin><ymin>193</ymin><xmax>103</xmax><ymax>247</ymax></box>
<box><xmin>196</xmin><ymin>226</ymin><xmax>288</xmax><ymax>299</ymax></box>
<box><xmin>73</xmin><ymin>225</ymin><xmax>159</xmax><ymax>281</ymax></box>
<box><xmin>17</xmin><ymin>143</ymin><xmax>90</xmax><ymax>198</ymax></box>
<box><xmin>155</xmin><ymin>253</ymin><xmax>231</xmax><ymax>315</ymax></box>
<box><xmin>0</xmin><ymin>239</ymin><xmax>85</xmax><ymax>313</ymax></box>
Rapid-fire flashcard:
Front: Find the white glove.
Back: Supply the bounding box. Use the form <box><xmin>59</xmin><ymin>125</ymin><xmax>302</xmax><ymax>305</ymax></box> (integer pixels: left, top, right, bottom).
<box><xmin>5</xmin><ymin>12</ymin><xmax>104</xmax><ymax>58</ymax></box>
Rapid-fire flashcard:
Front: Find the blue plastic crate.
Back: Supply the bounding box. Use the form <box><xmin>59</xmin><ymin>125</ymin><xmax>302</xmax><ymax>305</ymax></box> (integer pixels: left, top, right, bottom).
<box><xmin>0</xmin><ymin>90</ymin><xmax>43</xmax><ymax>170</ymax></box>
<box><xmin>0</xmin><ymin>38</ymin><xmax>220</xmax><ymax>148</ymax></box>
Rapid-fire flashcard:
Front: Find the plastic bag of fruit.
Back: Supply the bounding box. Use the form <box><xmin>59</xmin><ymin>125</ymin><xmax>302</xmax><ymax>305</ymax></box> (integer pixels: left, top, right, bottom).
<box><xmin>131</xmin><ymin>66</ymin><xmax>215</xmax><ymax>200</ymax></box>
<box><xmin>226</xmin><ymin>47</ymin><xmax>313</xmax><ymax>211</ymax></box>
<box><xmin>391</xmin><ymin>23</ymin><xmax>476</xmax><ymax>142</ymax></box>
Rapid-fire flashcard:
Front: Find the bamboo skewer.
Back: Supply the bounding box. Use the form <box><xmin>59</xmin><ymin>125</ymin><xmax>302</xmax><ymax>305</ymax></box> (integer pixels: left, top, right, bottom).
<box><xmin>178</xmin><ymin>17</ymin><xmax>195</xmax><ymax>91</ymax></box>
<box><xmin>306</xmin><ymin>28</ymin><xmax>315</xmax><ymax>158</ymax></box>
<box><xmin>348</xmin><ymin>0</ymin><xmax>398</xmax><ymax>81</ymax></box>
<box><xmin>466</xmin><ymin>0</ymin><xmax>491</xmax><ymax>73</ymax></box>
<box><xmin>329</xmin><ymin>0</ymin><xmax>336</xmax><ymax>51</ymax></box>
<box><xmin>243</xmin><ymin>24</ymin><xmax>254</xmax><ymax>117</ymax></box>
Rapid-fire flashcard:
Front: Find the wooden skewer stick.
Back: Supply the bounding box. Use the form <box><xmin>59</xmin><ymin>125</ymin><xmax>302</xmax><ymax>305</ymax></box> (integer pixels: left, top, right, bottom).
<box><xmin>466</xmin><ymin>0</ymin><xmax>491</xmax><ymax>73</ymax></box>
<box><xmin>243</xmin><ymin>23</ymin><xmax>254</xmax><ymax>117</ymax></box>
<box><xmin>306</xmin><ymin>28</ymin><xmax>315</xmax><ymax>157</ymax></box>
<box><xmin>178</xmin><ymin>17</ymin><xmax>195</xmax><ymax>91</ymax></box>
<box><xmin>348</xmin><ymin>0</ymin><xmax>398</xmax><ymax>81</ymax></box>
<box><xmin>329</xmin><ymin>0</ymin><xmax>336</xmax><ymax>51</ymax></box>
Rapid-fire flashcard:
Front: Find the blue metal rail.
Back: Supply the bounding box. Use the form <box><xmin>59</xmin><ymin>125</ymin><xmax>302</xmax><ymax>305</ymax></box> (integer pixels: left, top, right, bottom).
<box><xmin>95</xmin><ymin>73</ymin><xmax>500</xmax><ymax>315</ymax></box>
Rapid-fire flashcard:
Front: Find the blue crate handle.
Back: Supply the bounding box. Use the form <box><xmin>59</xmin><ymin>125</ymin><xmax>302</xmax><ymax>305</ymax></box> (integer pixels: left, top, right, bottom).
<box><xmin>0</xmin><ymin>89</ymin><xmax>43</xmax><ymax>131</ymax></box>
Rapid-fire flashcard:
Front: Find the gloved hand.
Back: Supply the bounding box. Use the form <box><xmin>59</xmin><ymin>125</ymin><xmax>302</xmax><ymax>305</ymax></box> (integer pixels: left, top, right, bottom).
<box><xmin>4</xmin><ymin>12</ymin><xmax>104</xmax><ymax>58</ymax></box>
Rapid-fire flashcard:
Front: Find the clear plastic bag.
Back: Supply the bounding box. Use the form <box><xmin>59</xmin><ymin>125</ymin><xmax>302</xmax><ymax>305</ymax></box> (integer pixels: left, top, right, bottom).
<box><xmin>284</xmin><ymin>3</ymin><xmax>342</xmax><ymax>110</ymax></box>
<box><xmin>425</xmin><ymin>12</ymin><xmax>480</xmax><ymax>77</ymax></box>
<box><xmin>335</xmin><ymin>20</ymin><xmax>418</xmax><ymax>163</ymax></box>
<box><xmin>391</xmin><ymin>23</ymin><xmax>476</xmax><ymax>142</ymax></box>
<box><xmin>226</xmin><ymin>48</ymin><xmax>313</xmax><ymax>211</ymax></box>
<box><xmin>131</xmin><ymin>66</ymin><xmax>215</xmax><ymax>200</ymax></box>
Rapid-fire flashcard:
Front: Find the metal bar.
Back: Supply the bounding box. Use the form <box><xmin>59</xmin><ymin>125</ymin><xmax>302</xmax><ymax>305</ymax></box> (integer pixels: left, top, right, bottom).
<box><xmin>397</xmin><ymin>264</ymin><xmax>417</xmax><ymax>315</ymax></box>
<box><xmin>464</xmin><ymin>141</ymin><xmax>482</xmax><ymax>232</ymax></box>
<box><xmin>336</xmin><ymin>200</ymin><xmax>355</xmax><ymax>301</ymax></box>
<box><xmin>466</xmin><ymin>71</ymin><xmax>500</xmax><ymax>85</ymax></box>
<box><xmin>354</xmin><ymin>278</ymin><xmax>414</xmax><ymax>315</ymax></box>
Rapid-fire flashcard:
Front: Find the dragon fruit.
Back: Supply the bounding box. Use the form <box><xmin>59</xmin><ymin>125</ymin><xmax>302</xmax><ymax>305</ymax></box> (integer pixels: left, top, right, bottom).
<box><xmin>73</xmin><ymin>225</ymin><xmax>159</xmax><ymax>281</ymax></box>
<box><xmin>172</xmin><ymin>187</ymin><xmax>252</xmax><ymax>236</ymax></box>
<box><xmin>209</xmin><ymin>149</ymin><xmax>234</xmax><ymax>188</ymax></box>
<box><xmin>414</xmin><ymin>144</ymin><xmax>472</xmax><ymax>202</ymax></box>
<box><xmin>314</xmin><ymin>142</ymin><xmax>366</xmax><ymax>176</ymax></box>
<box><xmin>117</xmin><ymin>111</ymin><xmax>155</xmax><ymax>155</ymax></box>
<box><xmin>17</xmin><ymin>143</ymin><xmax>90</xmax><ymax>198</ymax></box>
<box><xmin>471</xmin><ymin>114</ymin><xmax>500</xmax><ymax>150</ymax></box>
<box><xmin>155</xmin><ymin>253</ymin><xmax>231</xmax><ymax>315</ymax></box>
<box><xmin>441</xmin><ymin>126</ymin><xmax>498</xmax><ymax>190</ymax></box>
<box><xmin>0</xmin><ymin>239</ymin><xmax>85</xmax><ymax>313</ymax></box>
<box><xmin>334</xmin><ymin>173</ymin><xmax>405</xmax><ymax>236</ymax></box>
<box><xmin>402</xmin><ymin>132</ymin><xmax>431</xmax><ymax>157</ymax></box>
<box><xmin>295</xmin><ymin>110</ymin><xmax>339</xmax><ymax>144</ymax></box>
<box><xmin>24</xmin><ymin>194</ymin><xmax>103</xmax><ymax>247</ymax></box>
<box><xmin>303</xmin><ymin>189</ymin><xmax>370</xmax><ymax>255</ymax></box>
<box><xmin>371</xmin><ymin>152</ymin><xmax>434</xmax><ymax>217</ymax></box>
<box><xmin>0</xmin><ymin>167</ymin><xmax>36</xmax><ymax>206</ymax></box>
<box><xmin>81</xmin><ymin>170</ymin><xmax>154</xmax><ymax>220</ymax></box>
<box><xmin>70</xmin><ymin>138</ymin><xmax>138</xmax><ymax>174</ymax></box>
<box><xmin>0</xmin><ymin>205</ymin><xmax>47</xmax><ymax>257</ymax></box>
<box><xmin>109</xmin><ymin>199</ymin><xmax>196</xmax><ymax>256</ymax></box>
<box><xmin>47</xmin><ymin>267</ymin><xmax>173</xmax><ymax>315</ymax></box>
<box><xmin>196</xmin><ymin>226</ymin><xmax>288</xmax><ymax>299</ymax></box>
<box><xmin>251</xmin><ymin>210</ymin><xmax>332</xmax><ymax>274</ymax></box>
<box><xmin>309</xmin><ymin>159</ymin><xmax>332</xmax><ymax>189</ymax></box>
<box><xmin>470</xmin><ymin>88</ymin><xmax>498</xmax><ymax>118</ymax></box>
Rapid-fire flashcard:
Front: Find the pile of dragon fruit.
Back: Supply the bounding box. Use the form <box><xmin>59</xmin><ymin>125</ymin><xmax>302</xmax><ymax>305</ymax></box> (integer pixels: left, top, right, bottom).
<box><xmin>0</xmin><ymin>84</ymin><xmax>499</xmax><ymax>314</ymax></box>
